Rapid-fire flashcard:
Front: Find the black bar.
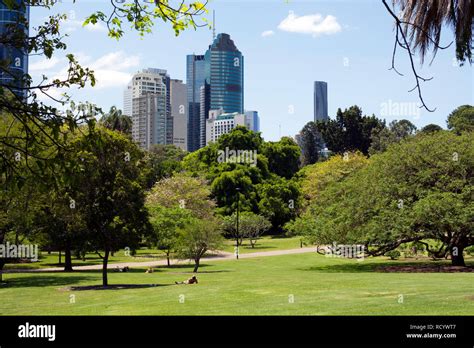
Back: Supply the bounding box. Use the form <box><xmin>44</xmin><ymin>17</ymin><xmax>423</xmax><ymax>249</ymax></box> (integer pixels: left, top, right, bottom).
<box><xmin>0</xmin><ymin>316</ymin><xmax>472</xmax><ymax>347</ymax></box>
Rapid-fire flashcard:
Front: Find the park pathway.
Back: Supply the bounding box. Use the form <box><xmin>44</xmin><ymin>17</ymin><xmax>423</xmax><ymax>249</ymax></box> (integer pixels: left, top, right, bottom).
<box><xmin>5</xmin><ymin>247</ymin><xmax>318</xmax><ymax>273</ymax></box>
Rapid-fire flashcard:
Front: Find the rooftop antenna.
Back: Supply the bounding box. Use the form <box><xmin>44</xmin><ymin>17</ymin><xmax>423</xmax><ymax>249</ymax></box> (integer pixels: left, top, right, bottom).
<box><xmin>212</xmin><ymin>10</ymin><xmax>216</xmax><ymax>39</ymax></box>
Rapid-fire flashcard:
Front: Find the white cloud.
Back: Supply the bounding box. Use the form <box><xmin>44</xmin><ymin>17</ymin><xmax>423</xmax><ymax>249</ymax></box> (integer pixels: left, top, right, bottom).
<box><xmin>91</xmin><ymin>52</ymin><xmax>140</xmax><ymax>71</ymax></box>
<box><xmin>48</xmin><ymin>51</ymin><xmax>140</xmax><ymax>90</ymax></box>
<box><xmin>62</xmin><ymin>19</ymin><xmax>107</xmax><ymax>33</ymax></box>
<box><xmin>261</xmin><ymin>30</ymin><xmax>275</xmax><ymax>38</ymax></box>
<box><xmin>29</xmin><ymin>57</ymin><xmax>62</xmax><ymax>72</ymax></box>
<box><xmin>277</xmin><ymin>11</ymin><xmax>342</xmax><ymax>37</ymax></box>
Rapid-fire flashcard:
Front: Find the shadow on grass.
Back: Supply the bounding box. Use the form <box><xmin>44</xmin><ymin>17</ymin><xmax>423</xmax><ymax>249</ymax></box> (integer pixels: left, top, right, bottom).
<box><xmin>300</xmin><ymin>259</ymin><xmax>474</xmax><ymax>273</ymax></box>
<box><xmin>0</xmin><ymin>274</ymin><xmax>96</xmax><ymax>288</ymax></box>
<box><xmin>66</xmin><ymin>283</ymin><xmax>175</xmax><ymax>291</ymax></box>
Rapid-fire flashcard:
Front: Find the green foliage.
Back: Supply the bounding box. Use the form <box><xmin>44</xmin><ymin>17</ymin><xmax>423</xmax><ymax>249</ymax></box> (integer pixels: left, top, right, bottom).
<box><xmin>262</xmin><ymin>137</ymin><xmax>301</xmax><ymax>179</ymax></box>
<box><xmin>298</xmin><ymin>152</ymin><xmax>368</xmax><ymax>203</ymax></box>
<box><xmin>447</xmin><ymin>105</ymin><xmax>474</xmax><ymax>134</ymax></box>
<box><xmin>217</xmin><ymin>125</ymin><xmax>264</xmax><ymax>153</ymax></box>
<box><xmin>316</xmin><ymin>105</ymin><xmax>384</xmax><ymax>155</ymax></box>
<box><xmin>420</xmin><ymin>124</ymin><xmax>443</xmax><ymax>134</ymax></box>
<box><xmin>84</xmin><ymin>0</ymin><xmax>208</xmax><ymax>39</ymax></box>
<box><xmin>298</xmin><ymin>121</ymin><xmax>324</xmax><ymax>166</ymax></box>
<box><xmin>369</xmin><ymin>119</ymin><xmax>417</xmax><ymax>155</ymax></box>
<box><xmin>99</xmin><ymin>106</ymin><xmax>132</xmax><ymax>134</ymax></box>
<box><xmin>147</xmin><ymin>205</ymin><xmax>193</xmax><ymax>264</ymax></box>
<box><xmin>298</xmin><ymin>131</ymin><xmax>473</xmax><ymax>265</ymax></box>
<box><xmin>67</xmin><ymin>126</ymin><xmax>151</xmax><ymax>284</ymax></box>
<box><xmin>222</xmin><ymin>212</ymin><xmax>271</xmax><ymax>247</ymax></box>
<box><xmin>142</xmin><ymin>144</ymin><xmax>186</xmax><ymax>189</ymax></box>
<box><xmin>147</xmin><ymin>173</ymin><xmax>215</xmax><ymax>219</ymax></box>
<box><xmin>257</xmin><ymin>177</ymin><xmax>301</xmax><ymax>231</ymax></box>
<box><xmin>175</xmin><ymin>218</ymin><xmax>223</xmax><ymax>272</ymax></box>
<box><xmin>385</xmin><ymin>250</ymin><xmax>401</xmax><ymax>260</ymax></box>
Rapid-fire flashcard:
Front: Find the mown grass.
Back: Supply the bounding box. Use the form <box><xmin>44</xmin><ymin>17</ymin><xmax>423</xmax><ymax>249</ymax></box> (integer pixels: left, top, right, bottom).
<box><xmin>1</xmin><ymin>253</ymin><xmax>473</xmax><ymax>315</ymax></box>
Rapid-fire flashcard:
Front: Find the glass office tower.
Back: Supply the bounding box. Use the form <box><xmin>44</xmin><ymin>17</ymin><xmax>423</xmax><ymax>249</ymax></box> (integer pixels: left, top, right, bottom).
<box><xmin>186</xmin><ymin>54</ymin><xmax>206</xmax><ymax>152</ymax></box>
<box><xmin>0</xmin><ymin>0</ymin><xmax>29</xmax><ymax>97</ymax></box>
<box><xmin>314</xmin><ymin>81</ymin><xmax>328</xmax><ymax>122</ymax></box>
<box><xmin>205</xmin><ymin>33</ymin><xmax>244</xmax><ymax>114</ymax></box>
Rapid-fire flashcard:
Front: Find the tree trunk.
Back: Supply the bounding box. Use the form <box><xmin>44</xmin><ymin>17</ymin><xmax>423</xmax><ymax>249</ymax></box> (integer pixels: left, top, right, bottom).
<box><xmin>166</xmin><ymin>251</ymin><xmax>170</xmax><ymax>267</ymax></box>
<box><xmin>102</xmin><ymin>248</ymin><xmax>110</xmax><ymax>287</ymax></box>
<box><xmin>451</xmin><ymin>245</ymin><xmax>465</xmax><ymax>266</ymax></box>
<box><xmin>193</xmin><ymin>259</ymin><xmax>200</xmax><ymax>273</ymax></box>
<box><xmin>58</xmin><ymin>250</ymin><xmax>62</xmax><ymax>265</ymax></box>
<box><xmin>0</xmin><ymin>260</ymin><xmax>4</xmax><ymax>283</ymax></box>
<box><xmin>64</xmin><ymin>242</ymin><xmax>73</xmax><ymax>272</ymax></box>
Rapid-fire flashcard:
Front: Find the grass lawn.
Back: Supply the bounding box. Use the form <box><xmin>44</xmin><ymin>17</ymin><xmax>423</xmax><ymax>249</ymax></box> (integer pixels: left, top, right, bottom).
<box><xmin>221</xmin><ymin>235</ymin><xmax>304</xmax><ymax>254</ymax></box>
<box><xmin>1</xmin><ymin>253</ymin><xmax>473</xmax><ymax>315</ymax></box>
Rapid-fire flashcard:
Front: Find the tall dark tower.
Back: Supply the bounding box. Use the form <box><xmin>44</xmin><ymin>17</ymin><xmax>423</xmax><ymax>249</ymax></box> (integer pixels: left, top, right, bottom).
<box><xmin>314</xmin><ymin>81</ymin><xmax>328</xmax><ymax>122</ymax></box>
<box><xmin>186</xmin><ymin>54</ymin><xmax>206</xmax><ymax>152</ymax></box>
<box><xmin>205</xmin><ymin>33</ymin><xmax>244</xmax><ymax>115</ymax></box>
<box><xmin>0</xmin><ymin>0</ymin><xmax>29</xmax><ymax>98</ymax></box>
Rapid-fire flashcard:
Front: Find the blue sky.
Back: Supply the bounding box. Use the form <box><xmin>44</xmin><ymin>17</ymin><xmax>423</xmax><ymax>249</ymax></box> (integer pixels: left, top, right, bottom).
<box><xmin>30</xmin><ymin>0</ymin><xmax>473</xmax><ymax>141</ymax></box>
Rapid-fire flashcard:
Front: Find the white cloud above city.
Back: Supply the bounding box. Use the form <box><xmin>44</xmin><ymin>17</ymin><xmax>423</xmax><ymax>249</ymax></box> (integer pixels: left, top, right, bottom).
<box><xmin>261</xmin><ymin>30</ymin><xmax>275</xmax><ymax>38</ymax></box>
<box><xmin>277</xmin><ymin>11</ymin><xmax>342</xmax><ymax>37</ymax></box>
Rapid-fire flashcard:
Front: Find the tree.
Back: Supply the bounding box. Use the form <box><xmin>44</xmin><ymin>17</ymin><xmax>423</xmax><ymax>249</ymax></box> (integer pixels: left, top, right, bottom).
<box><xmin>176</xmin><ymin>218</ymin><xmax>223</xmax><ymax>272</ymax></box>
<box><xmin>241</xmin><ymin>213</ymin><xmax>271</xmax><ymax>248</ymax></box>
<box><xmin>68</xmin><ymin>126</ymin><xmax>151</xmax><ymax>286</ymax></box>
<box><xmin>143</xmin><ymin>144</ymin><xmax>187</xmax><ymax>189</ymax></box>
<box><xmin>147</xmin><ymin>173</ymin><xmax>215</xmax><ymax>219</ymax></box>
<box><xmin>257</xmin><ymin>177</ymin><xmax>301</xmax><ymax>232</ymax></box>
<box><xmin>383</xmin><ymin>0</ymin><xmax>473</xmax><ymax>111</ymax></box>
<box><xmin>420</xmin><ymin>124</ymin><xmax>443</xmax><ymax>134</ymax></box>
<box><xmin>369</xmin><ymin>119</ymin><xmax>417</xmax><ymax>155</ymax></box>
<box><xmin>316</xmin><ymin>106</ymin><xmax>384</xmax><ymax>155</ymax></box>
<box><xmin>447</xmin><ymin>105</ymin><xmax>474</xmax><ymax>134</ymax></box>
<box><xmin>262</xmin><ymin>137</ymin><xmax>300</xmax><ymax>179</ymax></box>
<box><xmin>298</xmin><ymin>152</ymin><xmax>368</xmax><ymax>203</ymax></box>
<box><xmin>299</xmin><ymin>131</ymin><xmax>473</xmax><ymax>266</ymax></box>
<box><xmin>217</xmin><ymin>125</ymin><xmax>264</xmax><ymax>153</ymax></box>
<box><xmin>1</xmin><ymin>0</ymin><xmax>208</xmax><ymax>183</ymax></box>
<box><xmin>100</xmin><ymin>106</ymin><xmax>132</xmax><ymax>134</ymax></box>
<box><xmin>298</xmin><ymin>122</ymin><xmax>325</xmax><ymax>166</ymax></box>
<box><xmin>147</xmin><ymin>205</ymin><xmax>192</xmax><ymax>266</ymax></box>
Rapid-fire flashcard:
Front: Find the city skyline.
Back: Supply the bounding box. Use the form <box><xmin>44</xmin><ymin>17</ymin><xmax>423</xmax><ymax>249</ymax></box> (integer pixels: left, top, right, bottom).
<box><xmin>28</xmin><ymin>1</ymin><xmax>473</xmax><ymax>142</ymax></box>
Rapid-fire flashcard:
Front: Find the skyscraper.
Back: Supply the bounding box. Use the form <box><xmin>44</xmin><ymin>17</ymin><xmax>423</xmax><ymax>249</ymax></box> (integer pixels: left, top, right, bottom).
<box><xmin>170</xmin><ymin>79</ymin><xmax>187</xmax><ymax>151</ymax></box>
<box><xmin>186</xmin><ymin>33</ymin><xmax>244</xmax><ymax>151</ymax></box>
<box><xmin>314</xmin><ymin>81</ymin><xmax>328</xmax><ymax>122</ymax></box>
<box><xmin>186</xmin><ymin>54</ymin><xmax>206</xmax><ymax>152</ymax></box>
<box><xmin>0</xmin><ymin>0</ymin><xmax>29</xmax><ymax>97</ymax></box>
<box><xmin>126</xmin><ymin>69</ymin><xmax>169</xmax><ymax>149</ymax></box>
<box><xmin>205</xmin><ymin>33</ymin><xmax>244</xmax><ymax>114</ymax></box>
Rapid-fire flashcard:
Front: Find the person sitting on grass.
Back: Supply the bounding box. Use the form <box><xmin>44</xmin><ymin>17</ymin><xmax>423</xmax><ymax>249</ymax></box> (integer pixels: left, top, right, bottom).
<box><xmin>175</xmin><ymin>275</ymin><xmax>198</xmax><ymax>285</ymax></box>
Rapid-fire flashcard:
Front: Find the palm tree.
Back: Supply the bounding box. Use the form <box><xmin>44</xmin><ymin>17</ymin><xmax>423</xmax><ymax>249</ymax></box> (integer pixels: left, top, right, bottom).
<box><xmin>391</xmin><ymin>0</ymin><xmax>473</xmax><ymax>64</ymax></box>
<box><xmin>100</xmin><ymin>106</ymin><xmax>132</xmax><ymax>134</ymax></box>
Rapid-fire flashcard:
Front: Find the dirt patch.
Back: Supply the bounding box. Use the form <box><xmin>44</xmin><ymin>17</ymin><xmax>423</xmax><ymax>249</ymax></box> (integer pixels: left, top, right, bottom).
<box><xmin>377</xmin><ymin>265</ymin><xmax>474</xmax><ymax>273</ymax></box>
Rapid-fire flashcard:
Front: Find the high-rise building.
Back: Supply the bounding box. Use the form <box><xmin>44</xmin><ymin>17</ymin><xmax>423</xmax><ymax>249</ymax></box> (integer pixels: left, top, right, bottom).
<box><xmin>314</xmin><ymin>81</ymin><xmax>328</xmax><ymax>122</ymax></box>
<box><xmin>187</xmin><ymin>33</ymin><xmax>244</xmax><ymax>151</ymax></box>
<box><xmin>170</xmin><ymin>79</ymin><xmax>187</xmax><ymax>151</ymax></box>
<box><xmin>0</xmin><ymin>0</ymin><xmax>29</xmax><ymax>97</ymax></box>
<box><xmin>244</xmin><ymin>111</ymin><xmax>260</xmax><ymax>132</ymax></box>
<box><xmin>126</xmin><ymin>69</ymin><xmax>169</xmax><ymax>149</ymax></box>
<box><xmin>186</xmin><ymin>54</ymin><xmax>206</xmax><ymax>152</ymax></box>
<box><xmin>204</xmin><ymin>33</ymin><xmax>244</xmax><ymax>114</ymax></box>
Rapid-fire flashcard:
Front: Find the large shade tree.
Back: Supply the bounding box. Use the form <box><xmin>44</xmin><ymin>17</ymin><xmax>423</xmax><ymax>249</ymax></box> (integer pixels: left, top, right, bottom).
<box><xmin>298</xmin><ymin>131</ymin><xmax>473</xmax><ymax>266</ymax></box>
